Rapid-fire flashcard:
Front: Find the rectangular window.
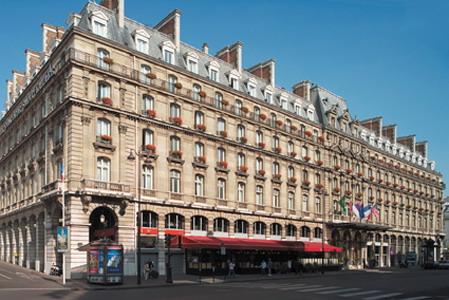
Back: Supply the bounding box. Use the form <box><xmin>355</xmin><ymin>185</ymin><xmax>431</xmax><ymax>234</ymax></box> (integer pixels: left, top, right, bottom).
<box><xmin>265</xmin><ymin>91</ymin><xmax>273</xmax><ymax>104</ymax></box>
<box><xmin>93</xmin><ymin>20</ymin><xmax>107</xmax><ymax>37</ymax></box>
<box><xmin>136</xmin><ymin>38</ymin><xmax>149</xmax><ymax>54</ymax></box>
<box><xmin>187</xmin><ymin>59</ymin><xmax>198</xmax><ymax>74</ymax></box>
<box><xmin>210</xmin><ymin>69</ymin><xmax>218</xmax><ymax>82</ymax></box>
<box><xmin>164</xmin><ymin>49</ymin><xmax>174</xmax><ymax>64</ymax></box>
<box><xmin>247</xmin><ymin>84</ymin><xmax>256</xmax><ymax>97</ymax></box>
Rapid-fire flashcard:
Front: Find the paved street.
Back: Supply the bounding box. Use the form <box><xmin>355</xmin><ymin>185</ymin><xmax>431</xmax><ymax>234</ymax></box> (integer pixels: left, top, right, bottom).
<box><xmin>1</xmin><ymin>261</ymin><xmax>449</xmax><ymax>300</ymax></box>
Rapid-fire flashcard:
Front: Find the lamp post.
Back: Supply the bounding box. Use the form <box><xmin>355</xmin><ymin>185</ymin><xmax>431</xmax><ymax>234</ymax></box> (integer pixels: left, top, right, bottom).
<box><xmin>127</xmin><ymin>149</ymin><xmax>142</xmax><ymax>285</ymax></box>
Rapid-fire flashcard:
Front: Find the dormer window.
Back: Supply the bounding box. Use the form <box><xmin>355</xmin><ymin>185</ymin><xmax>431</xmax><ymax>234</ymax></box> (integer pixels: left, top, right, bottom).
<box><xmin>185</xmin><ymin>51</ymin><xmax>199</xmax><ymax>74</ymax></box>
<box><xmin>91</xmin><ymin>11</ymin><xmax>108</xmax><ymax>38</ymax></box>
<box><xmin>280</xmin><ymin>97</ymin><xmax>288</xmax><ymax>110</ymax></box>
<box><xmin>248</xmin><ymin>84</ymin><xmax>256</xmax><ymax>97</ymax></box>
<box><xmin>134</xmin><ymin>30</ymin><xmax>150</xmax><ymax>54</ymax></box>
<box><xmin>294</xmin><ymin>104</ymin><xmax>301</xmax><ymax>116</ymax></box>
<box><xmin>161</xmin><ymin>40</ymin><xmax>176</xmax><ymax>65</ymax></box>
<box><xmin>228</xmin><ymin>69</ymin><xmax>241</xmax><ymax>90</ymax></box>
<box><xmin>265</xmin><ymin>91</ymin><xmax>273</xmax><ymax>104</ymax></box>
<box><xmin>306</xmin><ymin>105</ymin><xmax>315</xmax><ymax>121</ymax></box>
<box><xmin>207</xmin><ymin>61</ymin><xmax>220</xmax><ymax>82</ymax></box>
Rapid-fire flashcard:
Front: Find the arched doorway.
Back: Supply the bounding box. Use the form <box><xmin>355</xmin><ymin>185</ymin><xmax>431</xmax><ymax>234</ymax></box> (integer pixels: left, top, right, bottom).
<box><xmin>89</xmin><ymin>206</ymin><xmax>118</xmax><ymax>242</ymax></box>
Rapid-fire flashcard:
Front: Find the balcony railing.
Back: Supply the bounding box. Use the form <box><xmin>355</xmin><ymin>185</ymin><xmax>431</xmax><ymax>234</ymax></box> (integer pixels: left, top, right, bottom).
<box><xmin>81</xmin><ymin>179</ymin><xmax>130</xmax><ymax>192</ymax></box>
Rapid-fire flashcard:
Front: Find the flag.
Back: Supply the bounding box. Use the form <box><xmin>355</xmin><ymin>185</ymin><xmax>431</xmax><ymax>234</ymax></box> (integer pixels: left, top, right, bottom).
<box><xmin>352</xmin><ymin>202</ymin><xmax>361</xmax><ymax>219</ymax></box>
<box><xmin>338</xmin><ymin>196</ymin><xmax>348</xmax><ymax>215</ymax></box>
<box><xmin>363</xmin><ymin>204</ymin><xmax>372</xmax><ymax>220</ymax></box>
<box><xmin>348</xmin><ymin>201</ymin><xmax>353</xmax><ymax>215</ymax></box>
<box><xmin>371</xmin><ymin>204</ymin><xmax>380</xmax><ymax>219</ymax></box>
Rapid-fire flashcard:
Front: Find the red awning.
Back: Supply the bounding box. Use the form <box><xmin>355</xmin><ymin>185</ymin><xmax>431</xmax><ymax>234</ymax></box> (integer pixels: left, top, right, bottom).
<box><xmin>174</xmin><ymin>236</ymin><xmax>342</xmax><ymax>253</ymax></box>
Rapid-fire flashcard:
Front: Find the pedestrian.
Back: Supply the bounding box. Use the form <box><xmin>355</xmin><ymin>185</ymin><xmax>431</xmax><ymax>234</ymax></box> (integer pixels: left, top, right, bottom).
<box><xmin>267</xmin><ymin>258</ymin><xmax>273</xmax><ymax>276</ymax></box>
<box><xmin>229</xmin><ymin>261</ymin><xmax>236</xmax><ymax>278</ymax></box>
<box><xmin>293</xmin><ymin>260</ymin><xmax>299</xmax><ymax>275</ymax></box>
<box><xmin>287</xmin><ymin>259</ymin><xmax>292</xmax><ymax>273</ymax></box>
<box><xmin>260</xmin><ymin>260</ymin><xmax>267</xmax><ymax>275</ymax></box>
<box><xmin>144</xmin><ymin>260</ymin><xmax>154</xmax><ymax>280</ymax></box>
<box><xmin>363</xmin><ymin>259</ymin><xmax>367</xmax><ymax>269</ymax></box>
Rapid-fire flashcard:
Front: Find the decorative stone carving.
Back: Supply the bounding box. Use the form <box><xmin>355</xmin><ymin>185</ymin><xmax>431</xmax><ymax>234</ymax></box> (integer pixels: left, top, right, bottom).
<box><xmin>81</xmin><ymin>195</ymin><xmax>92</xmax><ymax>213</ymax></box>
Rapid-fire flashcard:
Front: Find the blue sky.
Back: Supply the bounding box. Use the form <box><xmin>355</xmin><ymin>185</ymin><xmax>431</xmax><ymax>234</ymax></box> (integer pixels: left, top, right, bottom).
<box><xmin>1</xmin><ymin>0</ymin><xmax>448</xmax><ymax>195</ymax></box>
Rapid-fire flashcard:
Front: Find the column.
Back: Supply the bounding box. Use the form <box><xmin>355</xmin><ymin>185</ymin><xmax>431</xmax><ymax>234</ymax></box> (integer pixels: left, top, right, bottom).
<box><xmin>379</xmin><ymin>241</ymin><xmax>384</xmax><ymax>267</ymax></box>
<box><xmin>44</xmin><ymin>215</ymin><xmax>56</xmax><ymax>274</ymax></box>
<box><xmin>157</xmin><ymin>231</ymin><xmax>166</xmax><ymax>276</ymax></box>
<box><xmin>35</xmin><ymin>221</ymin><xmax>41</xmax><ymax>271</ymax></box>
<box><xmin>25</xmin><ymin>225</ymin><xmax>31</xmax><ymax>269</ymax></box>
<box><xmin>0</xmin><ymin>230</ymin><xmax>3</xmax><ymax>261</ymax></box>
<box><xmin>18</xmin><ymin>225</ymin><xmax>24</xmax><ymax>267</ymax></box>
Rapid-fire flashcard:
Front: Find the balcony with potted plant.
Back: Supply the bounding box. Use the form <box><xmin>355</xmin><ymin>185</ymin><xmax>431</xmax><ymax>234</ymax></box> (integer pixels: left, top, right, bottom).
<box><xmin>168</xmin><ymin>150</ymin><xmax>184</xmax><ymax>164</ymax></box>
<box><xmin>272</xmin><ymin>173</ymin><xmax>282</xmax><ymax>184</ymax></box>
<box><xmin>100</xmin><ymin>97</ymin><xmax>113</xmax><ymax>106</ymax></box>
<box><xmin>315</xmin><ymin>183</ymin><xmax>324</xmax><ymax>192</ymax></box>
<box><xmin>193</xmin><ymin>155</ymin><xmax>208</xmax><ymax>169</ymax></box>
<box><xmin>255</xmin><ymin>169</ymin><xmax>266</xmax><ymax>181</ymax></box>
<box><xmin>332</xmin><ymin>187</ymin><xmax>341</xmax><ymax>196</ymax></box>
<box><xmin>217</xmin><ymin>130</ymin><xmax>228</xmax><ymax>138</ymax></box>
<box><xmin>238</xmin><ymin>136</ymin><xmax>248</xmax><ymax>144</ymax></box>
<box><xmin>236</xmin><ymin>165</ymin><xmax>249</xmax><ymax>177</ymax></box>
<box><xmin>94</xmin><ymin>134</ymin><xmax>116</xmax><ymax>151</ymax></box>
<box><xmin>146</xmin><ymin>109</ymin><xmax>156</xmax><ymax>118</ymax></box>
<box><xmin>301</xmin><ymin>180</ymin><xmax>311</xmax><ymax>190</ymax></box>
<box><xmin>303</xmin><ymin>156</ymin><xmax>311</xmax><ymax>162</ymax></box>
<box><xmin>142</xmin><ymin>144</ymin><xmax>158</xmax><ymax>160</ymax></box>
<box><xmin>287</xmin><ymin>177</ymin><xmax>297</xmax><ymax>187</ymax></box>
<box><xmin>257</xmin><ymin>142</ymin><xmax>266</xmax><ymax>149</ymax></box>
<box><xmin>215</xmin><ymin>161</ymin><xmax>229</xmax><ymax>173</ymax></box>
<box><xmin>274</xmin><ymin>147</ymin><xmax>282</xmax><ymax>154</ymax></box>
<box><xmin>195</xmin><ymin>124</ymin><xmax>206</xmax><ymax>132</ymax></box>
<box><xmin>289</xmin><ymin>151</ymin><xmax>297</xmax><ymax>158</ymax></box>
<box><xmin>316</xmin><ymin>160</ymin><xmax>324</xmax><ymax>166</ymax></box>
<box><xmin>169</xmin><ymin>116</ymin><xmax>183</xmax><ymax>126</ymax></box>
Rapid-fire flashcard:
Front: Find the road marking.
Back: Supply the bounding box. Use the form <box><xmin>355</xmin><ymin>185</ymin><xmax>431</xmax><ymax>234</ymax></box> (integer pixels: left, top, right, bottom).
<box><xmin>278</xmin><ymin>283</ymin><xmax>308</xmax><ymax>290</ymax></box>
<box><xmin>340</xmin><ymin>290</ymin><xmax>381</xmax><ymax>297</ymax></box>
<box><xmin>398</xmin><ymin>297</ymin><xmax>431</xmax><ymax>300</ymax></box>
<box><xmin>297</xmin><ymin>286</ymin><xmax>339</xmax><ymax>292</ymax></box>
<box><xmin>0</xmin><ymin>273</ymin><xmax>12</xmax><ymax>280</ymax></box>
<box><xmin>364</xmin><ymin>293</ymin><xmax>403</xmax><ymax>300</ymax></box>
<box><xmin>317</xmin><ymin>288</ymin><xmax>360</xmax><ymax>295</ymax></box>
<box><xmin>0</xmin><ymin>288</ymin><xmax>70</xmax><ymax>291</ymax></box>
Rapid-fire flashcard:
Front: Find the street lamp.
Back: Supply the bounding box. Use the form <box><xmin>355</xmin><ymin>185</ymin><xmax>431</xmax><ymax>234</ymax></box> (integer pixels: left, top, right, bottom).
<box><xmin>127</xmin><ymin>149</ymin><xmax>142</xmax><ymax>285</ymax></box>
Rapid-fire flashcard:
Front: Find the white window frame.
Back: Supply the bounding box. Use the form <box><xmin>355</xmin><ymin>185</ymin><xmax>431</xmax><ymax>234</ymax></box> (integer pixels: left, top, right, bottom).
<box><xmin>185</xmin><ymin>52</ymin><xmax>199</xmax><ymax>74</ymax></box>
<box><xmin>207</xmin><ymin>61</ymin><xmax>220</xmax><ymax>82</ymax></box>
<box><xmin>217</xmin><ymin>178</ymin><xmax>226</xmax><ymax>200</ymax></box>
<box><xmin>134</xmin><ymin>29</ymin><xmax>150</xmax><ymax>54</ymax></box>
<box><xmin>161</xmin><ymin>40</ymin><xmax>176</xmax><ymax>65</ymax></box>
<box><xmin>96</xmin><ymin>157</ymin><xmax>110</xmax><ymax>182</ymax></box>
<box><xmin>142</xmin><ymin>165</ymin><xmax>153</xmax><ymax>189</ymax></box>
<box><xmin>237</xmin><ymin>182</ymin><xmax>245</xmax><ymax>203</ymax></box>
<box><xmin>170</xmin><ymin>170</ymin><xmax>181</xmax><ymax>193</ymax></box>
<box><xmin>195</xmin><ymin>174</ymin><xmax>204</xmax><ymax>196</ymax></box>
<box><xmin>91</xmin><ymin>11</ymin><xmax>108</xmax><ymax>38</ymax></box>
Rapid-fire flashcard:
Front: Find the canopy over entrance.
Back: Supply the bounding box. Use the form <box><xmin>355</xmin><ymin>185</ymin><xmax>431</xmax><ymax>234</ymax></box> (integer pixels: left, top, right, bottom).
<box><xmin>172</xmin><ymin>236</ymin><xmax>342</xmax><ymax>253</ymax></box>
<box><xmin>327</xmin><ymin>222</ymin><xmax>392</xmax><ymax>232</ymax></box>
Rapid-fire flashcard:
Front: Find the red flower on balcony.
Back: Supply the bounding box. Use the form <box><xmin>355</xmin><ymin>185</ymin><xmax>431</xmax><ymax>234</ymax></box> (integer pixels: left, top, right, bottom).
<box><xmin>258</xmin><ymin>169</ymin><xmax>266</xmax><ymax>176</ymax></box>
<box><xmin>239</xmin><ymin>165</ymin><xmax>248</xmax><ymax>173</ymax></box>
<box><xmin>174</xmin><ymin>82</ymin><xmax>183</xmax><ymax>89</ymax></box>
<box><xmin>198</xmin><ymin>91</ymin><xmax>207</xmax><ymax>98</ymax></box>
<box><xmin>197</xmin><ymin>156</ymin><xmax>206</xmax><ymax>164</ymax></box>
<box><xmin>290</xmin><ymin>125</ymin><xmax>298</xmax><ymax>132</ymax></box>
<box><xmin>100</xmin><ymin>134</ymin><xmax>112</xmax><ymax>142</ymax></box>
<box><xmin>195</xmin><ymin>124</ymin><xmax>206</xmax><ymax>131</ymax></box>
<box><xmin>147</xmin><ymin>109</ymin><xmax>156</xmax><ymax>118</ymax></box>
<box><xmin>400</xmin><ymin>185</ymin><xmax>405</xmax><ymax>190</ymax></box>
<box><xmin>239</xmin><ymin>136</ymin><xmax>248</xmax><ymax>144</ymax></box>
<box><xmin>345</xmin><ymin>169</ymin><xmax>353</xmax><ymax>175</ymax></box>
<box><xmin>334</xmin><ymin>165</ymin><xmax>341</xmax><ymax>171</ymax></box>
<box><xmin>304</xmin><ymin>156</ymin><xmax>311</xmax><ymax>162</ymax></box>
<box><xmin>169</xmin><ymin>116</ymin><xmax>183</xmax><ymax>125</ymax></box>
<box><xmin>356</xmin><ymin>192</ymin><xmax>363</xmax><ymax>198</ymax></box>
<box><xmin>145</xmin><ymin>144</ymin><xmax>156</xmax><ymax>152</ymax></box>
<box><xmin>289</xmin><ymin>152</ymin><xmax>297</xmax><ymax>158</ymax></box>
<box><xmin>302</xmin><ymin>180</ymin><xmax>311</xmax><ymax>187</ymax></box>
<box><xmin>103</xmin><ymin>57</ymin><xmax>114</xmax><ymax>64</ymax></box>
<box><xmin>369</xmin><ymin>176</ymin><xmax>375</xmax><ymax>181</ymax></box>
<box><xmin>219</xmin><ymin>131</ymin><xmax>228</xmax><ymax>138</ymax></box>
<box><xmin>170</xmin><ymin>150</ymin><xmax>183</xmax><ymax>158</ymax></box>
<box><xmin>369</xmin><ymin>196</ymin><xmax>375</xmax><ymax>201</ymax></box>
<box><xmin>275</xmin><ymin>120</ymin><xmax>283</xmax><ymax>127</ymax></box>
<box><xmin>222</xmin><ymin>99</ymin><xmax>229</xmax><ymax>106</ymax></box>
<box><xmin>318</xmin><ymin>136</ymin><xmax>325</xmax><ymax>143</ymax></box>
<box><xmin>315</xmin><ymin>183</ymin><xmax>324</xmax><ymax>190</ymax></box>
<box><xmin>273</xmin><ymin>173</ymin><xmax>282</xmax><ymax>180</ymax></box>
<box><xmin>304</xmin><ymin>130</ymin><xmax>313</xmax><ymax>138</ymax></box>
<box><xmin>316</xmin><ymin>160</ymin><xmax>324</xmax><ymax>166</ymax></box>
<box><xmin>288</xmin><ymin>177</ymin><xmax>297</xmax><ymax>183</ymax></box>
<box><xmin>378</xmin><ymin>179</ymin><xmax>383</xmax><ymax>184</ymax></box>
<box><xmin>345</xmin><ymin>190</ymin><xmax>352</xmax><ymax>196</ymax></box>
<box><xmin>274</xmin><ymin>147</ymin><xmax>282</xmax><ymax>154</ymax></box>
<box><xmin>146</xmin><ymin>72</ymin><xmax>157</xmax><ymax>80</ymax></box>
<box><xmin>333</xmin><ymin>187</ymin><xmax>341</xmax><ymax>193</ymax></box>
<box><xmin>218</xmin><ymin>161</ymin><xmax>228</xmax><ymax>169</ymax></box>
<box><xmin>101</xmin><ymin>97</ymin><xmax>112</xmax><ymax>106</ymax></box>
<box><xmin>259</xmin><ymin>113</ymin><xmax>267</xmax><ymax>121</ymax></box>
<box><xmin>357</xmin><ymin>172</ymin><xmax>363</xmax><ymax>177</ymax></box>
<box><xmin>241</xmin><ymin>107</ymin><xmax>249</xmax><ymax>114</ymax></box>
<box><xmin>258</xmin><ymin>142</ymin><xmax>266</xmax><ymax>149</ymax></box>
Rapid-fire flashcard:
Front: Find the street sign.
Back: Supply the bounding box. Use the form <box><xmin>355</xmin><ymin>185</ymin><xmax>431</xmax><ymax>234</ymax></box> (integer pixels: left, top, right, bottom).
<box><xmin>57</xmin><ymin>226</ymin><xmax>69</xmax><ymax>253</ymax></box>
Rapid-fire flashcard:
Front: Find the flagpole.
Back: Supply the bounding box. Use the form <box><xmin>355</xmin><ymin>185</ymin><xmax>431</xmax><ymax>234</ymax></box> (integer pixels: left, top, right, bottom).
<box><xmin>61</xmin><ymin>164</ymin><xmax>66</xmax><ymax>285</ymax></box>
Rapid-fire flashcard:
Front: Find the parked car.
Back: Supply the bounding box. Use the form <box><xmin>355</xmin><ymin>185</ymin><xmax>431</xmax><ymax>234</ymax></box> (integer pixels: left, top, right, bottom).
<box><xmin>436</xmin><ymin>260</ymin><xmax>449</xmax><ymax>269</ymax></box>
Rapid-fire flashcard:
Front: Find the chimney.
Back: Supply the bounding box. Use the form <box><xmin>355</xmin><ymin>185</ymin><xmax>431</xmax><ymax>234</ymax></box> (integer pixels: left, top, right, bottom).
<box><xmin>397</xmin><ymin>135</ymin><xmax>416</xmax><ymax>152</ymax></box>
<box><xmin>42</xmin><ymin>24</ymin><xmax>65</xmax><ymax>59</ymax></box>
<box><xmin>66</xmin><ymin>13</ymin><xmax>81</xmax><ymax>27</ymax></box>
<box><xmin>25</xmin><ymin>49</ymin><xmax>41</xmax><ymax>78</ymax></box>
<box><xmin>216</xmin><ymin>41</ymin><xmax>243</xmax><ymax>72</ymax></box>
<box><xmin>382</xmin><ymin>124</ymin><xmax>397</xmax><ymax>143</ymax></box>
<box><xmin>292</xmin><ymin>80</ymin><xmax>311</xmax><ymax>101</ymax></box>
<box><xmin>415</xmin><ymin>141</ymin><xmax>428</xmax><ymax>158</ymax></box>
<box><xmin>360</xmin><ymin>117</ymin><xmax>383</xmax><ymax>137</ymax></box>
<box><xmin>247</xmin><ymin>59</ymin><xmax>275</xmax><ymax>86</ymax></box>
<box><xmin>100</xmin><ymin>0</ymin><xmax>125</xmax><ymax>28</ymax></box>
<box><xmin>202</xmin><ymin>43</ymin><xmax>209</xmax><ymax>54</ymax></box>
<box><xmin>155</xmin><ymin>9</ymin><xmax>182</xmax><ymax>50</ymax></box>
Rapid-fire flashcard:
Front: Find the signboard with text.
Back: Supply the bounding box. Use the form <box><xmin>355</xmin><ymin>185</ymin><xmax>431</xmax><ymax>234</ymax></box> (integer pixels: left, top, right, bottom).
<box><xmin>57</xmin><ymin>226</ymin><xmax>68</xmax><ymax>253</ymax></box>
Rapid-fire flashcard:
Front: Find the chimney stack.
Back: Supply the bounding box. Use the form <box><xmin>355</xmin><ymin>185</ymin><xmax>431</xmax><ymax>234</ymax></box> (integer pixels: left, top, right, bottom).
<box><xmin>100</xmin><ymin>0</ymin><xmax>125</xmax><ymax>28</ymax></box>
<box><xmin>215</xmin><ymin>41</ymin><xmax>243</xmax><ymax>72</ymax></box>
<box><xmin>292</xmin><ymin>80</ymin><xmax>312</xmax><ymax>101</ymax></box>
<box><xmin>247</xmin><ymin>59</ymin><xmax>275</xmax><ymax>86</ymax></box>
<box><xmin>202</xmin><ymin>43</ymin><xmax>209</xmax><ymax>54</ymax></box>
<box><xmin>155</xmin><ymin>9</ymin><xmax>182</xmax><ymax>51</ymax></box>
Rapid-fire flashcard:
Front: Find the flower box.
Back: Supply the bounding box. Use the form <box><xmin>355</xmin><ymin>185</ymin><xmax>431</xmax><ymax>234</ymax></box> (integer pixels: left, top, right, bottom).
<box><xmin>222</xmin><ymin>99</ymin><xmax>229</xmax><ymax>106</ymax></box>
<box><xmin>147</xmin><ymin>109</ymin><xmax>156</xmax><ymax>118</ymax></box>
<box><xmin>219</xmin><ymin>131</ymin><xmax>228</xmax><ymax>138</ymax></box>
<box><xmin>345</xmin><ymin>191</ymin><xmax>352</xmax><ymax>196</ymax></box>
<box><xmin>274</xmin><ymin>147</ymin><xmax>282</xmax><ymax>154</ymax></box>
<box><xmin>101</xmin><ymin>97</ymin><xmax>112</xmax><ymax>106</ymax></box>
<box><xmin>273</xmin><ymin>174</ymin><xmax>282</xmax><ymax>180</ymax></box>
<box><xmin>259</xmin><ymin>113</ymin><xmax>267</xmax><ymax>121</ymax></box>
<box><xmin>345</xmin><ymin>169</ymin><xmax>352</xmax><ymax>175</ymax></box>
<box><xmin>356</xmin><ymin>192</ymin><xmax>363</xmax><ymax>198</ymax></box>
<box><xmin>302</xmin><ymin>180</ymin><xmax>311</xmax><ymax>187</ymax></box>
<box><xmin>258</xmin><ymin>142</ymin><xmax>266</xmax><ymax>149</ymax></box>
<box><xmin>258</xmin><ymin>169</ymin><xmax>266</xmax><ymax>176</ymax></box>
<box><xmin>289</xmin><ymin>152</ymin><xmax>297</xmax><ymax>158</ymax></box>
<box><xmin>357</xmin><ymin>172</ymin><xmax>363</xmax><ymax>177</ymax></box>
<box><xmin>195</xmin><ymin>124</ymin><xmax>206</xmax><ymax>131</ymax></box>
<box><xmin>400</xmin><ymin>185</ymin><xmax>405</xmax><ymax>190</ymax></box>
<box><xmin>369</xmin><ymin>176</ymin><xmax>375</xmax><ymax>181</ymax></box>
<box><xmin>315</xmin><ymin>184</ymin><xmax>324</xmax><ymax>190</ymax></box>
<box><xmin>318</xmin><ymin>136</ymin><xmax>325</xmax><ymax>143</ymax></box>
<box><xmin>290</xmin><ymin>125</ymin><xmax>298</xmax><ymax>132</ymax></box>
<box><xmin>198</xmin><ymin>91</ymin><xmax>207</xmax><ymax>98</ymax></box>
<box><xmin>304</xmin><ymin>156</ymin><xmax>311</xmax><ymax>162</ymax></box>
<box><xmin>304</xmin><ymin>130</ymin><xmax>313</xmax><ymax>138</ymax></box>
<box><xmin>378</xmin><ymin>179</ymin><xmax>383</xmax><ymax>184</ymax></box>
<box><xmin>103</xmin><ymin>57</ymin><xmax>114</xmax><ymax>64</ymax></box>
<box><xmin>100</xmin><ymin>134</ymin><xmax>112</xmax><ymax>142</ymax></box>
<box><xmin>170</xmin><ymin>150</ymin><xmax>183</xmax><ymax>158</ymax></box>
<box><xmin>334</xmin><ymin>165</ymin><xmax>341</xmax><ymax>171</ymax></box>
<box><xmin>239</xmin><ymin>165</ymin><xmax>248</xmax><ymax>173</ymax></box>
<box><xmin>218</xmin><ymin>161</ymin><xmax>228</xmax><ymax>169</ymax></box>
<box><xmin>288</xmin><ymin>177</ymin><xmax>297</xmax><ymax>184</ymax></box>
<box><xmin>239</xmin><ymin>137</ymin><xmax>248</xmax><ymax>144</ymax></box>
<box><xmin>197</xmin><ymin>156</ymin><xmax>207</xmax><ymax>164</ymax></box>
<box><xmin>316</xmin><ymin>160</ymin><xmax>324</xmax><ymax>166</ymax></box>
<box><xmin>275</xmin><ymin>120</ymin><xmax>283</xmax><ymax>127</ymax></box>
<box><xmin>146</xmin><ymin>72</ymin><xmax>157</xmax><ymax>80</ymax></box>
<box><xmin>241</xmin><ymin>107</ymin><xmax>249</xmax><ymax>113</ymax></box>
<box><xmin>145</xmin><ymin>144</ymin><xmax>156</xmax><ymax>152</ymax></box>
<box><xmin>174</xmin><ymin>82</ymin><xmax>183</xmax><ymax>89</ymax></box>
<box><xmin>169</xmin><ymin>116</ymin><xmax>183</xmax><ymax>126</ymax></box>
<box><xmin>333</xmin><ymin>188</ymin><xmax>340</xmax><ymax>193</ymax></box>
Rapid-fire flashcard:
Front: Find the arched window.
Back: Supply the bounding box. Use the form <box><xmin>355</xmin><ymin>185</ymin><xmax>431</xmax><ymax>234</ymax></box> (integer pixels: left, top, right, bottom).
<box><xmin>140</xmin><ymin>211</ymin><xmax>158</xmax><ymax>228</ymax></box>
<box><xmin>165</xmin><ymin>213</ymin><xmax>184</xmax><ymax>229</ymax></box>
<box><xmin>97</xmin><ymin>81</ymin><xmax>111</xmax><ymax>100</ymax></box>
<box><xmin>140</xmin><ymin>64</ymin><xmax>151</xmax><ymax>83</ymax></box>
<box><xmin>272</xmin><ymin>162</ymin><xmax>280</xmax><ymax>176</ymax></box>
<box><xmin>270</xmin><ymin>113</ymin><xmax>277</xmax><ymax>126</ymax></box>
<box><xmin>287</xmin><ymin>141</ymin><xmax>294</xmax><ymax>154</ymax></box>
<box><xmin>235</xmin><ymin>99</ymin><xmax>243</xmax><ymax>115</ymax></box>
<box><xmin>286</xmin><ymin>224</ymin><xmax>297</xmax><ymax>237</ymax></box>
<box><xmin>217</xmin><ymin>147</ymin><xmax>226</xmax><ymax>164</ymax></box>
<box><xmin>315</xmin><ymin>197</ymin><xmax>322</xmax><ymax>213</ymax></box>
<box><xmin>96</xmin><ymin>118</ymin><xmax>111</xmax><ymax>138</ymax></box>
<box><xmin>288</xmin><ymin>166</ymin><xmax>295</xmax><ymax>179</ymax></box>
<box><xmin>168</xmin><ymin>75</ymin><xmax>177</xmax><ymax>93</ymax></box>
<box><xmin>272</xmin><ymin>189</ymin><xmax>281</xmax><ymax>207</ymax></box>
<box><xmin>217</xmin><ymin>178</ymin><xmax>226</xmax><ymax>199</ymax></box>
<box><xmin>213</xmin><ymin>218</ymin><xmax>229</xmax><ymax>232</ymax></box>
<box><xmin>215</xmin><ymin>92</ymin><xmax>223</xmax><ymax>109</ymax></box>
<box><xmin>237</xmin><ymin>124</ymin><xmax>245</xmax><ymax>141</ymax></box>
<box><xmin>256</xmin><ymin>185</ymin><xmax>264</xmax><ymax>205</ymax></box>
<box><xmin>142</xmin><ymin>165</ymin><xmax>153</xmax><ymax>189</ymax></box>
<box><xmin>237</xmin><ymin>153</ymin><xmax>246</xmax><ymax>169</ymax></box>
<box><xmin>234</xmin><ymin>220</ymin><xmax>248</xmax><ymax>234</ymax></box>
<box><xmin>170</xmin><ymin>170</ymin><xmax>181</xmax><ymax>193</ymax></box>
<box><xmin>192</xmin><ymin>84</ymin><xmax>201</xmax><ymax>101</ymax></box>
<box><xmin>96</xmin><ymin>157</ymin><xmax>110</xmax><ymax>182</ymax></box>
<box><xmin>301</xmin><ymin>146</ymin><xmax>308</xmax><ymax>159</ymax></box>
<box><xmin>256</xmin><ymin>130</ymin><xmax>263</xmax><ymax>145</ymax></box>
<box><xmin>271</xmin><ymin>223</ymin><xmax>282</xmax><ymax>236</ymax></box>
<box><xmin>194</xmin><ymin>174</ymin><xmax>204</xmax><ymax>196</ymax></box>
<box><xmin>272</xmin><ymin>136</ymin><xmax>280</xmax><ymax>149</ymax></box>
<box><xmin>217</xmin><ymin>118</ymin><xmax>226</xmax><ymax>133</ymax></box>
<box><xmin>302</xmin><ymin>194</ymin><xmax>309</xmax><ymax>212</ymax></box>
<box><xmin>170</xmin><ymin>136</ymin><xmax>181</xmax><ymax>152</ymax></box>
<box><xmin>256</xmin><ymin>157</ymin><xmax>264</xmax><ymax>173</ymax></box>
<box><xmin>288</xmin><ymin>192</ymin><xmax>295</xmax><ymax>210</ymax></box>
<box><xmin>254</xmin><ymin>106</ymin><xmax>261</xmax><ymax>119</ymax></box>
<box><xmin>194</xmin><ymin>142</ymin><xmax>204</xmax><ymax>159</ymax></box>
<box><xmin>237</xmin><ymin>182</ymin><xmax>246</xmax><ymax>202</ymax></box>
<box><xmin>194</xmin><ymin>111</ymin><xmax>204</xmax><ymax>129</ymax></box>
<box><xmin>170</xmin><ymin>103</ymin><xmax>181</xmax><ymax>119</ymax></box>
<box><xmin>302</xmin><ymin>169</ymin><xmax>309</xmax><ymax>182</ymax></box>
<box><xmin>301</xmin><ymin>226</ymin><xmax>311</xmax><ymax>238</ymax></box>
<box><xmin>314</xmin><ymin>227</ymin><xmax>322</xmax><ymax>239</ymax></box>
<box><xmin>315</xmin><ymin>150</ymin><xmax>321</xmax><ymax>162</ymax></box>
<box><xmin>142</xmin><ymin>129</ymin><xmax>154</xmax><ymax>147</ymax></box>
<box><xmin>97</xmin><ymin>49</ymin><xmax>110</xmax><ymax>70</ymax></box>
<box><xmin>253</xmin><ymin>221</ymin><xmax>266</xmax><ymax>235</ymax></box>
<box><xmin>191</xmin><ymin>216</ymin><xmax>208</xmax><ymax>231</ymax></box>
<box><xmin>142</xmin><ymin>94</ymin><xmax>154</xmax><ymax>112</ymax></box>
